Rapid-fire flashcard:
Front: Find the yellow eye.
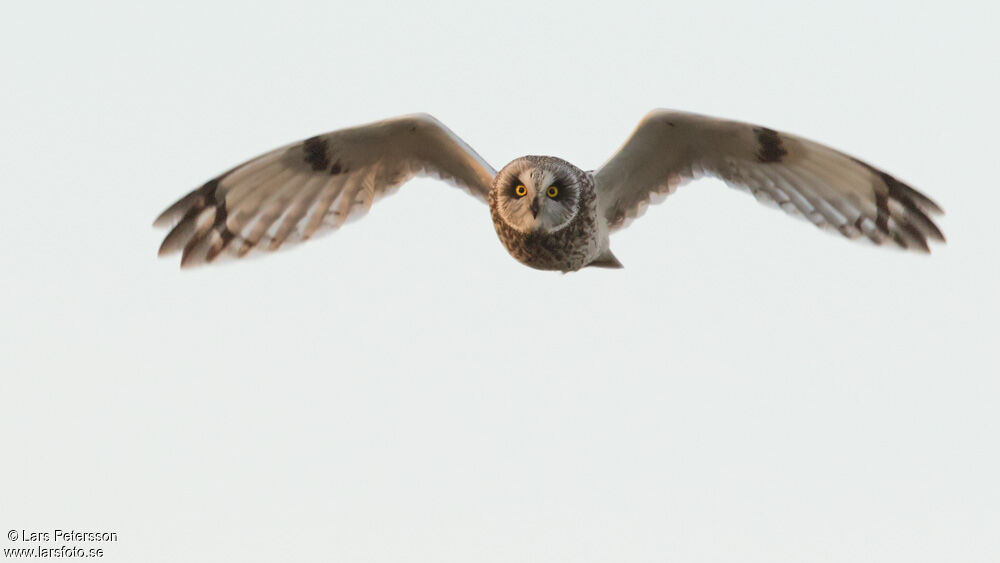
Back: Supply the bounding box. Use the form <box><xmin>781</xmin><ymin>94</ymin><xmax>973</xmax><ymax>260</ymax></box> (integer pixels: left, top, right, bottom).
<box><xmin>515</xmin><ymin>184</ymin><xmax>527</xmax><ymax>197</ymax></box>
<box><xmin>546</xmin><ymin>186</ymin><xmax>559</xmax><ymax>198</ymax></box>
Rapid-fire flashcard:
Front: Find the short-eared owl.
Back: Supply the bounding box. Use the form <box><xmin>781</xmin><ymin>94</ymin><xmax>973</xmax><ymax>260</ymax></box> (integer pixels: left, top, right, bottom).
<box><xmin>155</xmin><ymin>111</ymin><xmax>944</xmax><ymax>271</ymax></box>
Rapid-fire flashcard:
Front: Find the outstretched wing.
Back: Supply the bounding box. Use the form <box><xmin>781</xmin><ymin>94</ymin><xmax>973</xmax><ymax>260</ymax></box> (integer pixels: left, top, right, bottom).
<box><xmin>594</xmin><ymin>110</ymin><xmax>944</xmax><ymax>252</ymax></box>
<box><xmin>154</xmin><ymin>113</ymin><xmax>496</xmax><ymax>267</ymax></box>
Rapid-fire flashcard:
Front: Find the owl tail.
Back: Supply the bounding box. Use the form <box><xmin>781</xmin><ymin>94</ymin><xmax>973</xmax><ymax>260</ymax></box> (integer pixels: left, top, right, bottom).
<box><xmin>587</xmin><ymin>249</ymin><xmax>624</xmax><ymax>269</ymax></box>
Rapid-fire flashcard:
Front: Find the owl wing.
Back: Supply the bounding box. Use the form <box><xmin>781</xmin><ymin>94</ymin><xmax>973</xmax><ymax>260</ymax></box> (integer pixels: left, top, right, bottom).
<box><xmin>154</xmin><ymin>113</ymin><xmax>496</xmax><ymax>267</ymax></box>
<box><xmin>594</xmin><ymin>110</ymin><xmax>944</xmax><ymax>251</ymax></box>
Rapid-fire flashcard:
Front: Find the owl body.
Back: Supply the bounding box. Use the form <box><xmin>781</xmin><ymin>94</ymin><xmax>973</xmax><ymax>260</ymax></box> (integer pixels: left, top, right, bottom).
<box><xmin>155</xmin><ymin>112</ymin><xmax>945</xmax><ymax>271</ymax></box>
<box><xmin>488</xmin><ymin>156</ymin><xmax>612</xmax><ymax>271</ymax></box>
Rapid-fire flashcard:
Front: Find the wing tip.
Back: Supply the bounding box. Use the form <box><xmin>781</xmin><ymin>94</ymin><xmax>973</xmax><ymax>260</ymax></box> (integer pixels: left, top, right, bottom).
<box><xmin>152</xmin><ymin>213</ymin><xmax>172</xmax><ymax>228</ymax></box>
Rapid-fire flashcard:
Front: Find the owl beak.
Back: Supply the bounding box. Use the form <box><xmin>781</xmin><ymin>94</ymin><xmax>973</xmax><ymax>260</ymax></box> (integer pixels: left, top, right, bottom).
<box><xmin>529</xmin><ymin>197</ymin><xmax>540</xmax><ymax>218</ymax></box>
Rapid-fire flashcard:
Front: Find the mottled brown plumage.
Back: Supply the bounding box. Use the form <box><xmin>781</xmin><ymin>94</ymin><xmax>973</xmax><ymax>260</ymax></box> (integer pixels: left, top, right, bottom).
<box><xmin>488</xmin><ymin>156</ymin><xmax>604</xmax><ymax>271</ymax></box>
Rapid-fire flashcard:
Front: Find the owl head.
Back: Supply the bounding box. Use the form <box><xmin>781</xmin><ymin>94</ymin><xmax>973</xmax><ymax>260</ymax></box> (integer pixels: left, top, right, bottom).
<box><xmin>492</xmin><ymin>156</ymin><xmax>587</xmax><ymax>234</ymax></box>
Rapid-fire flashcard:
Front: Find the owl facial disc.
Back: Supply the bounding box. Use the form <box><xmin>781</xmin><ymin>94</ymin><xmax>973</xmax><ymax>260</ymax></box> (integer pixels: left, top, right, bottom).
<box><xmin>492</xmin><ymin>156</ymin><xmax>583</xmax><ymax>234</ymax></box>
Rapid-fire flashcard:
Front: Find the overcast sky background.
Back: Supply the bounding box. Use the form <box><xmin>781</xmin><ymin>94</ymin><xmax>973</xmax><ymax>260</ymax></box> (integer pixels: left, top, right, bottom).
<box><xmin>2</xmin><ymin>1</ymin><xmax>998</xmax><ymax>561</ymax></box>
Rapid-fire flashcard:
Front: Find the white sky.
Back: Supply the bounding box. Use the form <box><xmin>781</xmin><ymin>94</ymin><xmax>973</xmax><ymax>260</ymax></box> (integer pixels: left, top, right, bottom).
<box><xmin>2</xmin><ymin>1</ymin><xmax>998</xmax><ymax>561</ymax></box>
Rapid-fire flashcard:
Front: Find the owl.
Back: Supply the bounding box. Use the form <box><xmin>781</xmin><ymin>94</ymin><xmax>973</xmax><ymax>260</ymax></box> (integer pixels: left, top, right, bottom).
<box><xmin>154</xmin><ymin>111</ymin><xmax>944</xmax><ymax>271</ymax></box>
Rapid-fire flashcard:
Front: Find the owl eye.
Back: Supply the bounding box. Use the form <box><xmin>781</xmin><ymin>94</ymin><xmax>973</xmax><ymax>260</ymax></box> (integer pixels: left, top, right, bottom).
<box><xmin>514</xmin><ymin>184</ymin><xmax>527</xmax><ymax>197</ymax></box>
<box><xmin>546</xmin><ymin>186</ymin><xmax>559</xmax><ymax>198</ymax></box>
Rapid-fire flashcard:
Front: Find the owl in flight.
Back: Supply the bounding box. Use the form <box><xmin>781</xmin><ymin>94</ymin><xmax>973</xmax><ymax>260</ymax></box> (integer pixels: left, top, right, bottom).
<box><xmin>155</xmin><ymin>110</ymin><xmax>944</xmax><ymax>271</ymax></box>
